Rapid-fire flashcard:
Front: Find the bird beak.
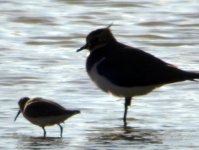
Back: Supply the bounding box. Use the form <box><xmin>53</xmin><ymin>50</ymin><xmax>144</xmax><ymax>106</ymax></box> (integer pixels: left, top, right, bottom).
<box><xmin>14</xmin><ymin>110</ymin><xmax>21</xmax><ymax>121</ymax></box>
<box><xmin>76</xmin><ymin>43</ymin><xmax>88</xmax><ymax>52</ymax></box>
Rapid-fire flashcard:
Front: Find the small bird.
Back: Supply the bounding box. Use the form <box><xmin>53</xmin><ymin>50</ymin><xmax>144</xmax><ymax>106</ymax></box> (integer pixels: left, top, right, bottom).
<box><xmin>14</xmin><ymin>97</ymin><xmax>80</xmax><ymax>137</ymax></box>
<box><xmin>77</xmin><ymin>25</ymin><xmax>199</xmax><ymax>126</ymax></box>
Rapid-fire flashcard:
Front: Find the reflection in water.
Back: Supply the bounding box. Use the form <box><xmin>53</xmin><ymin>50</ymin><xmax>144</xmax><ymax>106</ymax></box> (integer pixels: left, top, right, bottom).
<box><xmin>89</xmin><ymin>126</ymin><xmax>162</xmax><ymax>145</ymax></box>
<box><xmin>16</xmin><ymin>135</ymin><xmax>67</xmax><ymax>149</ymax></box>
<box><xmin>0</xmin><ymin>0</ymin><xmax>199</xmax><ymax>149</ymax></box>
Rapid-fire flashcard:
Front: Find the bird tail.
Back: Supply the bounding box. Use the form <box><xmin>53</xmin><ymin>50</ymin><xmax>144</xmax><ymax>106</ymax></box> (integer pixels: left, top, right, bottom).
<box><xmin>186</xmin><ymin>71</ymin><xmax>199</xmax><ymax>80</ymax></box>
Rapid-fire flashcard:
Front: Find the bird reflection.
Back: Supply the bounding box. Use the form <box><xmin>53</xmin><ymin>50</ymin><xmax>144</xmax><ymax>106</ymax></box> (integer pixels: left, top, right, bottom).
<box><xmin>89</xmin><ymin>126</ymin><xmax>162</xmax><ymax>144</ymax></box>
<box><xmin>15</xmin><ymin>135</ymin><xmax>66</xmax><ymax>150</ymax></box>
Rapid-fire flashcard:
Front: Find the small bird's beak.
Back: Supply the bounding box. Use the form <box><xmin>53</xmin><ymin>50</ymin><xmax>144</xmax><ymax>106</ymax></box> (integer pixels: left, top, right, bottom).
<box><xmin>76</xmin><ymin>43</ymin><xmax>88</xmax><ymax>52</ymax></box>
<box><xmin>14</xmin><ymin>110</ymin><xmax>21</xmax><ymax>121</ymax></box>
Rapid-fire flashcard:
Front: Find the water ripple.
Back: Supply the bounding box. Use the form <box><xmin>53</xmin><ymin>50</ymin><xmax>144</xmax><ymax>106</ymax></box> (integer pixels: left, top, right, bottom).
<box><xmin>0</xmin><ymin>0</ymin><xmax>199</xmax><ymax>149</ymax></box>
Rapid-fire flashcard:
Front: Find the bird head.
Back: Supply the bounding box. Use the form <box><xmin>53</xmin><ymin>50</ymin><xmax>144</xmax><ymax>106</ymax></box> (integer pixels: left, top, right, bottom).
<box><xmin>77</xmin><ymin>24</ymin><xmax>116</xmax><ymax>52</ymax></box>
<box><xmin>14</xmin><ymin>97</ymin><xmax>30</xmax><ymax>121</ymax></box>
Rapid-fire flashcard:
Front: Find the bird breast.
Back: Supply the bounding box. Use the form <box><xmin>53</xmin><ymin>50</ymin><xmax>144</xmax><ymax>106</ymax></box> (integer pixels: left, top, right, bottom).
<box><xmin>88</xmin><ymin>58</ymin><xmax>160</xmax><ymax>97</ymax></box>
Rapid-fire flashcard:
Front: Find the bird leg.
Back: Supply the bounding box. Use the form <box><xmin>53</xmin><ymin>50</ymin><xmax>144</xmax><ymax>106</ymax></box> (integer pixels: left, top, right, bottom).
<box><xmin>123</xmin><ymin>97</ymin><xmax>132</xmax><ymax>127</ymax></box>
<box><xmin>58</xmin><ymin>124</ymin><xmax>63</xmax><ymax>138</ymax></box>
<box><xmin>42</xmin><ymin>127</ymin><xmax>46</xmax><ymax>138</ymax></box>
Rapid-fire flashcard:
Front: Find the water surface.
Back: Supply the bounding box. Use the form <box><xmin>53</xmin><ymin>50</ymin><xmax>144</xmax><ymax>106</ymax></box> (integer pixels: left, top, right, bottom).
<box><xmin>0</xmin><ymin>0</ymin><xmax>199</xmax><ymax>149</ymax></box>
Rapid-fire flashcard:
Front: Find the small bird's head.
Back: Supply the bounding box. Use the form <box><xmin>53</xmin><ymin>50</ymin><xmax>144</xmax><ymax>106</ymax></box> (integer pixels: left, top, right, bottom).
<box><xmin>14</xmin><ymin>97</ymin><xmax>30</xmax><ymax>121</ymax></box>
<box><xmin>77</xmin><ymin>24</ymin><xmax>116</xmax><ymax>52</ymax></box>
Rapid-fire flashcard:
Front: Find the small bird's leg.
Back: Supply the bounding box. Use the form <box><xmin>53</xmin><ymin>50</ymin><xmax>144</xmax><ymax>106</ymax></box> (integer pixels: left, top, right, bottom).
<box><xmin>42</xmin><ymin>127</ymin><xmax>46</xmax><ymax>138</ymax></box>
<box><xmin>58</xmin><ymin>124</ymin><xmax>63</xmax><ymax>138</ymax></box>
<box><xmin>123</xmin><ymin>97</ymin><xmax>132</xmax><ymax>127</ymax></box>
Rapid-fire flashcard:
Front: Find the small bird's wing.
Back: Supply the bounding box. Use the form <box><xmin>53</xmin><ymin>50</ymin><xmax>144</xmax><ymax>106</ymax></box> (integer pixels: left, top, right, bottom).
<box><xmin>97</xmin><ymin>42</ymin><xmax>191</xmax><ymax>87</ymax></box>
<box><xmin>24</xmin><ymin>98</ymin><xmax>73</xmax><ymax>118</ymax></box>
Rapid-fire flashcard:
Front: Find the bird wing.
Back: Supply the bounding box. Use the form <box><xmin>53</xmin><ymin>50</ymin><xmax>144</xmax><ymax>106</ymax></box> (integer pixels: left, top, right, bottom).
<box><xmin>97</xmin><ymin>43</ymin><xmax>189</xmax><ymax>87</ymax></box>
<box><xmin>24</xmin><ymin>98</ymin><xmax>69</xmax><ymax>118</ymax></box>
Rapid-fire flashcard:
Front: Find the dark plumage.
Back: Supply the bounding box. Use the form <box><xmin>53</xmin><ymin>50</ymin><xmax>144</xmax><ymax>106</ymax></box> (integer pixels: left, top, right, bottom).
<box><xmin>88</xmin><ymin>42</ymin><xmax>198</xmax><ymax>86</ymax></box>
<box><xmin>24</xmin><ymin>98</ymin><xmax>74</xmax><ymax>118</ymax></box>
<box><xmin>77</xmin><ymin>26</ymin><xmax>199</xmax><ymax>126</ymax></box>
<box><xmin>15</xmin><ymin>97</ymin><xmax>80</xmax><ymax>137</ymax></box>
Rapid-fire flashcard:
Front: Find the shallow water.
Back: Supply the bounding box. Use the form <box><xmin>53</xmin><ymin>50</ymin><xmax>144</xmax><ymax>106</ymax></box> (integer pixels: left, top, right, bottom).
<box><xmin>0</xmin><ymin>0</ymin><xmax>199</xmax><ymax>149</ymax></box>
